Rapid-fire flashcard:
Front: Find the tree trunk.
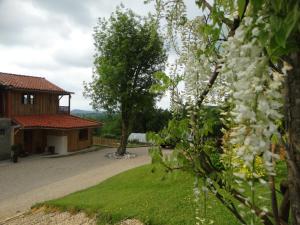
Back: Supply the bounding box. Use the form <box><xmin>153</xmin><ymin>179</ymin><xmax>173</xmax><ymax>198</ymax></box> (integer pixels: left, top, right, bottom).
<box><xmin>279</xmin><ymin>180</ymin><xmax>290</xmax><ymax>223</ymax></box>
<box><xmin>117</xmin><ymin>119</ymin><xmax>129</xmax><ymax>155</ymax></box>
<box><xmin>285</xmin><ymin>52</ymin><xmax>300</xmax><ymax>225</ymax></box>
<box><xmin>117</xmin><ymin>105</ymin><xmax>130</xmax><ymax>155</ymax></box>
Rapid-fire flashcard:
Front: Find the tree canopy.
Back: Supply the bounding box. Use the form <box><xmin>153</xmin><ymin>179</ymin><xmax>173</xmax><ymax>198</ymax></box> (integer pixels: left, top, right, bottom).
<box><xmin>84</xmin><ymin>7</ymin><xmax>167</xmax><ymax>155</ymax></box>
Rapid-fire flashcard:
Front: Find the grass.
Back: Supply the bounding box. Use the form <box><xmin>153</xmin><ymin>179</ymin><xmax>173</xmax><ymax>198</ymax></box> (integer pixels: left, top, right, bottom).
<box><xmin>126</xmin><ymin>142</ymin><xmax>150</xmax><ymax>148</ymax></box>
<box><xmin>41</xmin><ymin>162</ymin><xmax>287</xmax><ymax>225</ymax></box>
<box><xmin>42</xmin><ymin>165</ymin><xmax>239</xmax><ymax>225</ymax></box>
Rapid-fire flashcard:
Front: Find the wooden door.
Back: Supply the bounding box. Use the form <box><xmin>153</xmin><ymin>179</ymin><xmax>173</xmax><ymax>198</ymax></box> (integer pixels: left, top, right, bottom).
<box><xmin>24</xmin><ymin>130</ymin><xmax>33</xmax><ymax>153</ymax></box>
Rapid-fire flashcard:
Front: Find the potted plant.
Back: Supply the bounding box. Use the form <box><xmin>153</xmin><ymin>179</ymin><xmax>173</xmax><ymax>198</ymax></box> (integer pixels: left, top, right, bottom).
<box><xmin>11</xmin><ymin>144</ymin><xmax>20</xmax><ymax>163</ymax></box>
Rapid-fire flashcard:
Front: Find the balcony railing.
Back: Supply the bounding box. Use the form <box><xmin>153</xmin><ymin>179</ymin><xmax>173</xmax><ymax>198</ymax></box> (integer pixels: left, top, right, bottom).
<box><xmin>58</xmin><ymin>106</ymin><xmax>70</xmax><ymax>114</ymax></box>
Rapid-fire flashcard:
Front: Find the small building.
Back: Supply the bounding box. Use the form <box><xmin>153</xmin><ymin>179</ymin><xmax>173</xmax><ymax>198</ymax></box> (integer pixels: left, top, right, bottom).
<box><xmin>128</xmin><ymin>133</ymin><xmax>148</xmax><ymax>143</ymax></box>
<box><xmin>0</xmin><ymin>72</ymin><xmax>101</xmax><ymax>158</ymax></box>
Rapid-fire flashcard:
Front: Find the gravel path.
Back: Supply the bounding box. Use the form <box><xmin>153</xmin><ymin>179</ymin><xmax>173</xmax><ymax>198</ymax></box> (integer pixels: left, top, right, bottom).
<box><xmin>2</xmin><ymin>208</ymin><xmax>144</xmax><ymax>225</ymax></box>
<box><xmin>2</xmin><ymin>208</ymin><xmax>96</xmax><ymax>225</ymax></box>
<box><xmin>0</xmin><ymin>147</ymin><xmax>151</xmax><ymax>221</ymax></box>
<box><xmin>119</xmin><ymin>219</ymin><xmax>144</xmax><ymax>225</ymax></box>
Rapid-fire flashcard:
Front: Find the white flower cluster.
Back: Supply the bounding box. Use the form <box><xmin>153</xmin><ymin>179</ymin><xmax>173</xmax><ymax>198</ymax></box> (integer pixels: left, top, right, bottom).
<box><xmin>184</xmin><ymin>51</ymin><xmax>212</xmax><ymax>104</ymax></box>
<box><xmin>221</xmin><ymin>17</ymin><xmax>284</xmax><ymax>176</ymax></box>
<box><xmin>193</xmin><ymin>177</ymin><xmax>214</xmax><ymax>225</ymax></box>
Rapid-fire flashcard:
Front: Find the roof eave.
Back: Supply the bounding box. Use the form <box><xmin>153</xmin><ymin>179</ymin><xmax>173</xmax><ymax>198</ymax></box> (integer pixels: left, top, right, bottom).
<box><xmin>20</xmin><ymin>125</ymin><xmax>101</xmax><ymax>130</ymax></box>
<box><xmin>2</xmin><ymin>86</ymin><xmax>74</xmax><ymax>95</ymax></box>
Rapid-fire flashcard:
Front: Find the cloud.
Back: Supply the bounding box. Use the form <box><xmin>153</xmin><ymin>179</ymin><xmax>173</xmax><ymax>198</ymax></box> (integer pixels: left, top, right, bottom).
<box><xmin>54</xmin><ymin>49</ymin><xmax>93</xmax><ymax>68</ymax></box>
<box><xmin>30</xmin><ymin>0</ymin><xmax>95</xmax><ymax>27</ymax></box>
<box><xmin>0</xmin><ymin>0</ymin><xmax>72</xmax><ymax>46</ymax></box>
<box><xmin>52</xmin><ymin>30</ymin><xmax>94</xmax><ymax>68</ymax></box>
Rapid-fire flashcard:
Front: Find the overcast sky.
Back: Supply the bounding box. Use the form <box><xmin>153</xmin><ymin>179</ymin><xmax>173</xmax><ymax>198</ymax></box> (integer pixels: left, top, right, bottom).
<box><xmin>0</xmin><ymin>0</ymin><xmax>199</xmax><ymax>111</ymax></box>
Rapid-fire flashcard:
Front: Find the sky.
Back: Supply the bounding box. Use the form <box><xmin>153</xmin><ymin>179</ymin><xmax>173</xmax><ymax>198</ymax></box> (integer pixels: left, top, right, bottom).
<box><xmin>0</xmin><ymin>0</ymin><xmax>199</xmax><ymax>111</ymax></box>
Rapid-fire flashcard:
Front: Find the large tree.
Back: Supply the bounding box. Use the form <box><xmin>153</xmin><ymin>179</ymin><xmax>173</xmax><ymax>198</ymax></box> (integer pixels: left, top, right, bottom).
<box><xmin>84</xmin><ymin>7</ymin><xmax>166</xmax><ymax>155</ymax></box>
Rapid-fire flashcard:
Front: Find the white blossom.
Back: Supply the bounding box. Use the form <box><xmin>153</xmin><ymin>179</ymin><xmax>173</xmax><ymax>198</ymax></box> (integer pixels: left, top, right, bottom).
<box><xmin>221</xmin><ymin>17</ymin><xmax>284</xmax><ymax>179</ymax></box>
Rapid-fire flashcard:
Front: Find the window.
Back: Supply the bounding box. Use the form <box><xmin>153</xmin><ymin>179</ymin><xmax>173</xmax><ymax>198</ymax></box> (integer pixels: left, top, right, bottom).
<box><xmin>0</xmin><ymin>129</ymin><xmax>5</xmax><ymax>136</ymax></box>
<box><xmin>22</xmin><ymin>94</ymin><xmax>35</xmax><ymax>105</ymax></box>
<box><xmin>79</xmin><ymin>129</ymin><xmax>88</xmax><ymax>141</ymax></box>
<box><xmin>22</xmin><ymin>94</ymin><xmax>28</xmax><ymax>104</ymax></box>
<box><xmin>29</xmin><ymin>94</ymin><xmax>34</xmax><ymax>104</ymax></box>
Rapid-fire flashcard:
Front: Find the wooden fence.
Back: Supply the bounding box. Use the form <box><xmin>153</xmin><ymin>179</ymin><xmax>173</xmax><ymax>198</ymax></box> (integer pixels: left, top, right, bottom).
<box><xmin>93</xmin><ymin>136</ymin><xmax>120</xmax><ymax>147</ymax></box>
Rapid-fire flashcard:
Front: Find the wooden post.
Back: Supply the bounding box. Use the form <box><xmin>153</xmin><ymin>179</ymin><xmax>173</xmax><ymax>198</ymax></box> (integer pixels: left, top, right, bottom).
<box><xmin>6</xmin><ymin>90</ymin><xmax>12</xmax><ymax>117</ymax></box>
<box><xmin>68</xmin><ymin>94</ymin><xmax>71</xmax><ymax>115</ymax></box>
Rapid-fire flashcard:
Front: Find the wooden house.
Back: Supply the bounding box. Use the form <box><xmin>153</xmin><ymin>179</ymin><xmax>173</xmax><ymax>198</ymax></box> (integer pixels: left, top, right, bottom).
<box><xmin>0</xmin><ymin>72</ymin><xmax>101</xmax><ymax>157</ymax></box>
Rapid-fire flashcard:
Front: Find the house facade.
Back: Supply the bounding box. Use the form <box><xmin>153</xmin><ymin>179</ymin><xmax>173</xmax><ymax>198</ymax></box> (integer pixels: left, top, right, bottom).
<box><xmin>0</xmin><ymin>72</ymin><xmax>101</xmax><ymax>159</ymax></box>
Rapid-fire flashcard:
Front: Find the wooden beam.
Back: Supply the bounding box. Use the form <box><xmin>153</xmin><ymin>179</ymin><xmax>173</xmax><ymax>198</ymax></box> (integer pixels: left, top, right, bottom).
<box><xmin>6</xmin><ymin>90</ymin><xmax>12</xmax><ymax>117</ymax></box>
<box><xmin>68</xmin><ymin>94</ymin><xmax>71</xmax><ymax>115</ymax></box>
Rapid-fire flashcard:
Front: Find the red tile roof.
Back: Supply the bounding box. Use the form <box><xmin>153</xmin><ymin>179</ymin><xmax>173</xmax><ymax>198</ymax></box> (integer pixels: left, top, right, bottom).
<box><xmin>0</xmin><ymin>72</ymin><xmax>72</xmax><ymax>94</ymax></box>
<box><xmin>13</xmin><ymin>114</ymin><xmax>101</xmax><ymax>129</ymax></box>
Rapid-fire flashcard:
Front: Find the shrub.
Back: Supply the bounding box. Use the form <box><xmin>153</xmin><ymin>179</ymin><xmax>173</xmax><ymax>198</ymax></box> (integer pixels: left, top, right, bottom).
<box><xmin>233</xmin><ymin>156</ymin><xmax>266</xmax><ymax>179</ymax></box>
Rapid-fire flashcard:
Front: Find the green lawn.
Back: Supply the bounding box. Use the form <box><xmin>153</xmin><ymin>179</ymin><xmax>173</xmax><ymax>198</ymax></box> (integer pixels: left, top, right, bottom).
<box><xmin>126</xmin><ymin>143</ymin><xmax>150</xmax><ymax>148</ymax></box>
<box><xmin>41</xmin><ymin>165</ymin><xmax>240</xmax><ymax>225</ymax></box>
<box><xmin>41</xmin><ymin>162</ymin><xmax>287</xmax><ymax>225</ymax></box>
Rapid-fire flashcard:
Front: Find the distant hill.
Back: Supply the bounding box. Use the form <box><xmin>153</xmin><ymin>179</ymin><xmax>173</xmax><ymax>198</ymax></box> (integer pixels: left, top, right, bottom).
<box><xmin>71</xmin><ymin>109</ymin><xmax>97</xmax><ymax>115</ymax></box>
<box><xmin>71</xmin><ymin>109</ymin><xmax>107</xmax><ymax>121</ymax></box>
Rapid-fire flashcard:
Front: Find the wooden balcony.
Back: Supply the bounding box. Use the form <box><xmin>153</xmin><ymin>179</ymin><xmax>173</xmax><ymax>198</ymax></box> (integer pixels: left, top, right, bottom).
<box><xmin>58</xmin><ymin>106</ymin><xmax>70</xmax><ymax>114</ymax></box>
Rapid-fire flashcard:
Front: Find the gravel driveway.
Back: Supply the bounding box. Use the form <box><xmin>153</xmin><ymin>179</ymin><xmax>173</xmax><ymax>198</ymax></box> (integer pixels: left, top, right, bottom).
<box><xmin>0</xmin><ymin>147</ymin><xmax>151</xmax><ymax>221</ymax></box>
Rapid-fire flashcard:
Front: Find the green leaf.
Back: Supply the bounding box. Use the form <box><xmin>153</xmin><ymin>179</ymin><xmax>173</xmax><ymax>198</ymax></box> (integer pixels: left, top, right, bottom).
<box><xmin>270</xmin><ymin>0</ymin><xmax>282</xmax><ymax>13</ymax></box>
<box><xmin>273</xmin><ymin>4</ymin><xmax>300</xmax><ymax>48</ymax></box>
<box><xmin>195</xmin><ymin>0</ymin><xmax>204</xmax><ymax>10</ymax></box>
<box><xmin>237</xmin><ymin>0</ymin><xmax>246</xmax><ymax>18</ymax></box>
<box><xmin>258</xmin><ymin>30</ymin><xmax>269</xmax><ymax>45</ymax></box>
<box><xmin>150</xmin><ymin>71</ymin><xmax>173</xmax><ymax>93</ymax></box>
<box><xmin>250</xmin><ymin>0</ymin><xmax>263</xmax><ymax>12</ymax></box>
<box><xmin>283</xmin><ymin>4</ymin><xmax>300</xmax><ymax>43</ymax></box>
<box><xmin>270</xmin><ymin>15</ymin><xmax>282</xmax><ymax>32</ymax></box>
<box><xmin>271</xmin><ymin>134</ymin><xmax>279</xmax><ymax>145</ymax></box>
<box><xmin>149</xmin><ymin>147</ymin><xmax>163</xmax><ymax>164</ymax></box>
<box><xmin>274</xmin><ymin>28</ymin><xmax>286</xmax><ymax>48</ymax></box>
